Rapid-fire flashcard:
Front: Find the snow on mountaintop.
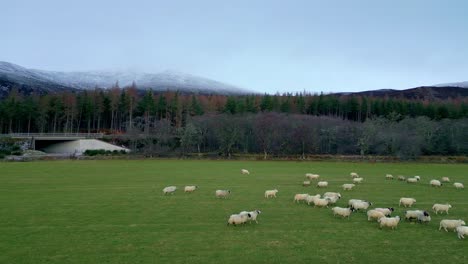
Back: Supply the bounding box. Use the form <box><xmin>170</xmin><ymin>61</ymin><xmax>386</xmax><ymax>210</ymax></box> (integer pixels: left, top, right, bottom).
<box><xmin>434</xmin><ymin>81</ymin><xmax>468</xmax><ymax>88</ymax></box>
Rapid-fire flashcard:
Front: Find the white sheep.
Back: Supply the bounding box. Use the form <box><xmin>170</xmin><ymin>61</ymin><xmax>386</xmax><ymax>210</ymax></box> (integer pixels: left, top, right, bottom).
<box><xmin>265</xmin><ymin>189</ymin><xmax>279</xmax><ymax>198</ymax></box>
<box><xmin>303</xmin><ymin>181</ymin><xmax>311</xmax><ymax>186</ymax></box>
<box><xmin>240</xmin><ymin>210</ymin><xmax>262</xmax><ymax>224</ymax></box>
<box><xmin>453</xmin><ymin>182</ymin><xmax>464</xmax><ymax>189</ymax></box>
<box><xmin>305</xmin><ymin>194</ymin><xmax>321</xmax><ymax>205</ymax></box>
<box><xmin>350</xmin><ymin>172</ymin><xmax>359</xmax><ymax>178</ymax></box>
<box><xmin>374</xmin><ymin>207</ymin><xmax>394</xmax><ymax>216</ymax></box>
<box><xmin>294</xmin><ymin>193</ymin><xmax>309</xmax><ymax>203</ymax></box>
<box><xmin>317</xmin><ymin>181</ymin><xmax>328</xmax><ymax>188</ymax></box>
<box><xmin>325</xmin><ymin>195</ymin><xmax>340</xmax><ymax>205</ymax></box>
<box><xmin>227</xmin><ymin>213</ymin><xmax>249</xmax><ymax>225</ymax></box>
<box><xmin>414</xmin><ymin>176</ymin><xmax>421</xmax><ymax>181</ymax></box>
<box><xmin>323</xmin><ymin>192</ymin><xmax>341</xmax><ymax>199</ymax></box>
<box><xmin>216</xmin><ymin>190</ymin><xmax>231</xmax><ymax>198</ymax></box>
<box><xmin>378</xmin><ymin>216</ymin><xmax>401</xmax><ymax>230</ymax></box>
<box><xmin>306</xmin><ymin>173</ymin><xmax>320</xmax><ymax>180</ymax></box>
<box><xmin>439</xmin><ymin>219</ymin><xmax>466</xmax><ymax>232</ymax></box>
<box><xmin>313</xmin><ymin>197</ymin><xmax>331</xmax><ymax>208</ymax></box>
<box><xmin>406</xmin><ymin>177</ymin><xmax>419</xmax><ymax>183</ymax></box>
<box><xmin>353</xmin><ymin>177</ymin><xmax>364</xmax><ymax>184</ymax></box>
<box><xmin>430</xmin><ymin>179</ymin><xmax>442</xmax><ymax>187</ymax></box>
<box><xmin>342</xmin><ymin>183</ymin><xmax>356</xmax><ymax>190</ymax></box>
<box><xmin>441</xmin><ymin>177</ymin><xmax>450</xmax><ymax>182</ymax></box>
<box><xmin>432</xmin><ymin>204</ymin><xmax>452</xmax><ymax>214</ymax></box>
<box><xmin>241</xmin><ymin>169</ymin><xmax>250</xmax><ymax>175</ymax></box>
<box><xmin>397</xmin><ymin>175</ymin><xmax>406</xmax><ymax>181</ymax></box>
<box><xmin>399</xmin><ymin>197</ymin><xmax>416</xmax><ymax>207</ymax></box>
<box><xmin>332</xmin><ymin>207</ymin><xmax>355</xmax><ymax>219</ymax></box>
<box><xmin>367</xmin><ymin>209</ymin><xmax>386</xmax><ymax>221</ymax></box>
<box><xmin>184</xmin><ymin>185</ymin><xmax>198</xmax><ymax>193</ymax></box>
<box><xmin>351</xmin><ymin>200</ymin><xmax>372</xmax><ymax>211</ymax></box>
<box><xmin>163</xmin><ymin>186</ymin><xmax>177</xmax><ymax>195</ymax></box>
<box><xmin>456</xmin><ymin>226</ymin><xmax>468</xmax><ymax>239</ymax></box>
<box><xmin>385</xmin><ymin>174</ymin><xmax>394</xmax><ymax>180</ymax></box>
<box><xmin>348</xmin><ymin>199</ymin><xmax>364</xmax><ymax>206</ymax></box>
<box><xmin>405</xmin><ymin>210</ymin><xmax>431</xmax><ymax>223</ymax></box>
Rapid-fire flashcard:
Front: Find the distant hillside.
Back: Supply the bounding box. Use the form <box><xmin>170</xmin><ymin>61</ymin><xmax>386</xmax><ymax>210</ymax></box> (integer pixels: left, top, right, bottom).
<box><xmin>0</xmin><ymin>61</ymin><xmax>252</xmax><ymax>97</ymax></box>
<box><xmin>335</xmin><ymin>86</ymin><xmax>468</xmax><ymax>100</ymax></box>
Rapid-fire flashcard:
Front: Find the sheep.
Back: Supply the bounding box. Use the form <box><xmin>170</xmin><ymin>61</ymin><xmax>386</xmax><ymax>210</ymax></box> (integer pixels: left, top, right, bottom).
<box><xmin>332</xmin><ymin>207</ymin><xmax>355</xmax><ymax>219</ymax></box>
<box><xmin>397</xmin><ymin>175</ymin><xmax>406</xmax><ymax>181</ymax></box>
<box><xmin>351</xmin><ymin>200</ymin><xmax>372</xmax><ymax>211</ymax></box>
<box><xmin>414</xmin><ymin>176</ymin><xmax>421</xmax><ymax>181</ymax></box>
<box><xmin>405</xmin><ymin>210</ymin><xmax>430</xmax><ymax>222</ymax></box>
<box><xmin>313</xmin><ymin>197</ymin><xmax>331</xmax><ymax>208</ymax></box>
<box><xmin>216</xmin><ymin>190</ymin><xmax>231</xmax><ymax>198</ymax></box>
<box><xmin>441</xmin><ymin>177</ymin><xmax>450</xmax><ymax>182</ymax></box>
<box><xmin>350</xmin><ymin>172</ymin><xmax>359</xmax><ymax>178</ymax></box>
<box><xmin>430</xmin><ymin>179</ymin><xmax>442</xmax><ymax>187</ymax></box>
<box><xmin>378</xmin><ymin>216</ymin><xmax>401</xmax><ymax>230</ymax></box>
<box><xmin>342</xmin><ymin>183</ymin><xmax>356</xmax><ymax>190</ymax></box>
<box><xmin>432</xmin><ymin>203</ymin><xmax>452</xmax><ymax>215</ymax></box>
<box><xmin>399</xmin><ymin>197</ymin><xmax>416</xmax><ymax>207</ymax></box>
<box><xmin>348</xmin><ymin>199</ymin><xmax>364</xmax><ymax>206</ymax></box>
<box><xmin>407</xmin><ymin>177</ymin><xmax>419</xmax><ymax>183</ymax></box>
<box><xmin>367</xmin><ymin>209</ymin><xmax>386</xmax><ymax>221</ymax></box>
<box><xmin>456</xmin><ymin>226</ymin><xmax>468</xmax><ymax>239</ymax></box>
<box><xmin>227</xmin><ymin>213</ymin><xmax>250</xmax><ymax>225</ymax></box>
<box><xmin>184</xmin><ymin>185</ymin><xmax>198</xmax><ymax>193</ymax></box>
<box><xmin>385</xmin><ymin>174</ymin><xmax>394</xmax><ymax>180</ymax></box>
<box><xmin>439</xmin><ymin>219</ymin><xmax>466</xmax><ymax>232</ymax></box>
<box><xmin>305</xmin><ymin>173</ymin><xmax>320</xmax><ymax>180</ymax></box>
<box><xmin>317</xmin><ymin>181</ymin><xmax>328</xmax><ymax>188</ymax></box>
<box><xmin>294</xmin><ymin>193</ymin><xmax>309</xmax><ymax>203</ymax></box>
<box><xmin>374</xmin><ymin>207</ymin><xmax>394</xmax><ymax>216</ymax></box>
<box><xmin>241</xmin><ymin>169</ymin><xmax>250</xmax><ymax>175</ymax></box>
<box><xmin>323</xmin><ymin>192</ymin><xmax>341</xmax><ymax>199</ymax></box>
<box><xmin>417</xmin><ymin>212</ymin><xmax>432</xmax><ymax>224</ymax></box>
<box><xmin>163</xmin><ymin>186</ymin><xmax>177</xmax><ymax>195</ymax></box>
<box><xmin>305</xmin><ymin>194</ymin><xmax>321</xmax><ymax>205</ymax></box>
<box><xmin>240</xmin><ymin>210</ymin><xmax>262</xmax><ymax>224</ymax></box>
<box><xmin>325</xmin><ymin>195</ymin><xmax>340</xmax><ymax>205</ymax></box>
<box><xmin>353</xmin><ymin>177</ymin><xmax>364</xmax><ymax>184</ymax></box>
<box><xmin>453</xmin><ymin>182</ymin><xmax>464</xmax><ymax>189</ymax></box>
<box><xmin>303</xmin><ymin>181</ymin><xmax>311</xmax><ymax>186</ymax></box>
<box><xmin>264</xmin><ymin>189</ymin><xmax>279</xmax><ymax>198</ymax></box>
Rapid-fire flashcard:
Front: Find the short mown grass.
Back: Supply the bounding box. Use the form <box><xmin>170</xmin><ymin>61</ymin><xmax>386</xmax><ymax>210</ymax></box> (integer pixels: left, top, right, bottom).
<box><xmin>0</xmin><ymin>160</ymin><xmax>467</xmax><ymax>263</ymax></box>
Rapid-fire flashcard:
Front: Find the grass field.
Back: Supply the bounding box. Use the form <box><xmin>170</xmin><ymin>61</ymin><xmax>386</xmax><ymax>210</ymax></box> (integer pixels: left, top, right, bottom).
<box><xmin>0</xmin><ymin>160</ymin><xmax>467</xmax><ymax>263</ymax></box>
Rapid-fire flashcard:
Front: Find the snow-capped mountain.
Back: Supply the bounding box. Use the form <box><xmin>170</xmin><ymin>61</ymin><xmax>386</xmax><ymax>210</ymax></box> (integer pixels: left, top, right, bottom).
<box><xmin>434</xmin><ymin>81</ymin><xmax>468</xmax><ymax>88</ymax></box>
<box><xmin>0</xmin><ymin>61</ymin><xmax>252</xmax><ymax>96</ymax></box>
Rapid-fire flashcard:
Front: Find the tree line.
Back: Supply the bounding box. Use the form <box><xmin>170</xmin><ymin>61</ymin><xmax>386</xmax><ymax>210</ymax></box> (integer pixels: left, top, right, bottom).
<box><xmin>0</xmin><ymin>86</ymin><xmax>467</xmax><ymax>134</ymax></box>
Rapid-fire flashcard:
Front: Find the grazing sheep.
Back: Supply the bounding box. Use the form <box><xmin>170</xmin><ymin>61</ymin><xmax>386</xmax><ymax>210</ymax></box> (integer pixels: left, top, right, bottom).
<box><xmin>351</xmin><ymin>200</ymin><xmax>372</xmax><ymax>211</ymax></box>
<box><xmin>407</xmin><ymin>177</ymin><xmax>419</xmax><ymax>183</ymax></box>
<box><xmin>378</xmin><ymin>216</ymin><xmax>401</xmax><ymax>230</ymax></box>
<box><xmin>184</xmin><ymin>185</ymin><xmax>198</xmax><ymax>193</ymax></box>
<box><xmin>228</xmin><ymin>213</ymin><xmax>250</xmax><ymax>225</ymax></box>
<box><xmin>453</xmin><ymin>182</ymin><xmax>464</xmax><ymax>189</ymax></box>
<box><xmin>353</xmin><ymin>177</ymin><xmax>364</xmax><ymax>184</ymax></box>
<box><xmin>303</xmin><ymin>181</ymin><xmax>311</xmax><ymax>186</ymax></box>
<box><xmin>313</xmin><ymin>197</ymin><xmax>331</xmax><ymax>208</ymax></box>
<box><xmin>456</xmin><ymin>226</ymin><xmax>468</xmax><ymax>239</ymax></box>
<box><xmin>441</xmin><ymin>177</ymin><xmax>450</xmax><ymax>182</ymax></box>
<box><xmin>405</xmin><ymin>210</ymin><xmax>430</xmax><ymax>222</ymax></box>
<box><xmin>374</xmin><ymin>207</ymin><xmax>394</xmax><ymax>216</ymax></box>
<box><xmin>317</xmin><ymin>181</ymin><xmax>328</xmax><ymax>188</ymax></box>
<box><xmin>397</xmin><ymin>175</ymin><xmax>406</xmax><ymax>181</ymax></box>
<box><xmin>399</xmin><ymin>197</ymin><xmax>416</xmax><ymax>207</ymax></box>
<box><xmin>417</xmin><ymin>212</ymin><xmax>432</xmax><ymax>224</ymax></box>
<box><xmin>305</xmin><ymin>194</ymin><xmax>321</xmax><ymax>205</ymax></box>
<box><xmin>294</xmin><ymin>193</ymin><xmax>309</xmax><ymax>203</ymax></box>
<box><xmin>325</xmin><ymin>195</ymin><xmax>340</xmax><ymax>205</ymax></box>
<box><xmin>241</xmin><ymin>169</ymin><xmax>250</xmax><ymax>175</ymax></box>
<box><xmin>350</xmin><ymin>172</ymin><xmax>359</xmax><ymax>178</ymax></box>
<box><xmin>342</xmin><ymin>183</ymin><xmax>356</xmax><ymax>190</ymax></box>
<box><xmin>264</xmin><ymin>189</ymin><xmax>279</xmax><ymax>198</ymax></box>
<box><xmin>323</xmin><ymin>192</ymin><xmax>341</xmax><ymax>199</ymax></box>
<box><xmin>348</xmin><ymin>199</ymin><xmax>364</xmax><ymax>206</ymax></box>
<box><xmin>439</xmin><ymin>219</ymin><xmax>466</xmax><ymax>232</ymax></box>
<box><xmin>163</xmin><ymin>186</ymin><xmax>177</xmax><ymax>195</ymax></box>
<box><xmin>386</xmin><ymin>174</ymin><xmax>394</xmax><ymax>180</ymax></box>
<box><xmin>430</xmin><ymin>179</ymin><xmax>442</xmax><ymax>187</ymax></box>
<box><xmin>332</xmin><ymin>207</ymin><xmax>355</xmax><ymax>219</ymax></box>
<box><xmin>216</xmin><ymin>190</ymin><xmax>231</xmax><ymax>198</ymax></box>
<box><xmin>240</xmin><ymin>210</ymin><xmax>262</xmax><ymax>224</ymax></box>
<box><xmin>414</xmin><ymin>176</ymin><xmax>421</xmax><ymax>181</ymax></box>
<box><xmin>367</xmin><ymin>209</ymin><xmax>386</xmax><ymax>221</ymax></box>
<box><xmin>306</xmin><ymin>173</ymin><xmax>320</xmax><ymax>180</ymax></box>
<box><xmin>432</xmin><ymin>204</ymin><xmax>452</xmax><ymax>215</ymax></box>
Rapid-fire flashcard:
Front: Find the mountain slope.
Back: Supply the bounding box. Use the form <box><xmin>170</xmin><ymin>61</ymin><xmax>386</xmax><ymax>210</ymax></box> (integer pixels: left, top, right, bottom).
<box><xmin>336</xmin><ymin>86</ymin><xmax>468</xmax><ymax>100</ymax></box>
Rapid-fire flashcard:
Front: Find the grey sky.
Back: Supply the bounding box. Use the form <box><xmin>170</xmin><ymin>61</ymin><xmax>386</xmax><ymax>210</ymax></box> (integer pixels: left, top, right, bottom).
<box><xmin>2</xmin><ymin>0</ymin><xmax>468</xmax><ymax>93</ymax></box>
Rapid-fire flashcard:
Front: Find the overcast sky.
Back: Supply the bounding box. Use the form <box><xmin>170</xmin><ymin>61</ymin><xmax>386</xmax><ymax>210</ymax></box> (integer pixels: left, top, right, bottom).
<box><xmin>2</xmin><ymin>0</ymin><xmax>468</xmax><ymax>93</ymax></box>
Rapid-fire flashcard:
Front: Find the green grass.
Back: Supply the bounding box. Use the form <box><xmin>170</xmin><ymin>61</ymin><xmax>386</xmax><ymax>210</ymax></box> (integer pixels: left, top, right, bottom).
<box><xmin>0</xmin><ymin>160</ymin><xmax>467</xmax><ymax>264</ymax></box>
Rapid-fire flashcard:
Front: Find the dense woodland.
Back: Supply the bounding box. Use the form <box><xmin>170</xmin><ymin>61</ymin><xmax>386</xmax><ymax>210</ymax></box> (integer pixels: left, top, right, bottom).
<box><xmin>0</xmin><ymin>85</ymin><xmax>467</xmax><ymax>158</ymax></box>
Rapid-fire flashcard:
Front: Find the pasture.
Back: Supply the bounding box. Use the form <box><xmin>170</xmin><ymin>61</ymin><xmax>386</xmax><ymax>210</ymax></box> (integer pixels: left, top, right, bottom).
<box><xmin>0</xmin><ymin>160</ymin><xmax>467</xmax><ymax>263</ymax></box>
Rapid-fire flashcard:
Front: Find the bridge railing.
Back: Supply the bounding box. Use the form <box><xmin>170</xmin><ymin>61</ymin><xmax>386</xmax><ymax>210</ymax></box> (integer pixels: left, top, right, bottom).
<box><xmin>1</xmin><ymin>133</ymin><xmax>104</xmax><ymax>138</ymax></box>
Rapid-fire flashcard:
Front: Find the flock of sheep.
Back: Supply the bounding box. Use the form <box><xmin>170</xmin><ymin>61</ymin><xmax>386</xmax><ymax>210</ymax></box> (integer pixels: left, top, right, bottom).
<box><xmin>162</xmin><ymin>169</ymin><xmax>467</xmax><ymax>240</ymax></box>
